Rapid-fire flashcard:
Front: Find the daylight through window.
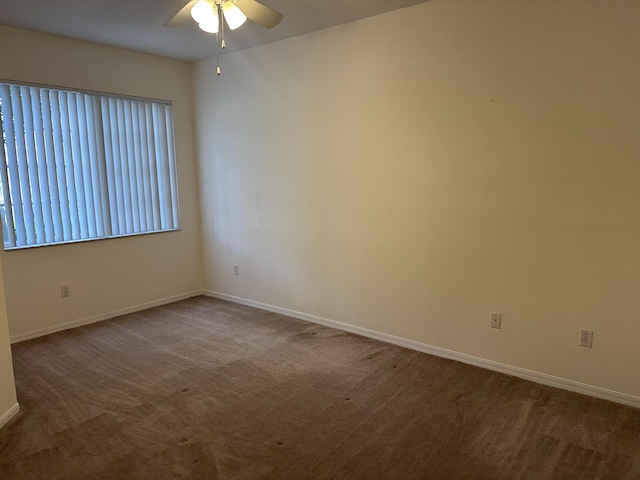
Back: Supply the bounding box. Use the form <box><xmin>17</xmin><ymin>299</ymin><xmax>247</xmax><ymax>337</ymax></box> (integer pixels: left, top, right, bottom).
<box><xmin>0</xmin><ymin>82</ymin><xmax>179</xmax><ymax>249</ymax></box>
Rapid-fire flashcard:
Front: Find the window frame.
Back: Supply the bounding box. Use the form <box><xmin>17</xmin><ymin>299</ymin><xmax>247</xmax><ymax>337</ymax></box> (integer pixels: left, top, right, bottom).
<box><xmin>0</xmin><ymin>79</ymin><xmax>181</xmax><ymax>250</ymax></box>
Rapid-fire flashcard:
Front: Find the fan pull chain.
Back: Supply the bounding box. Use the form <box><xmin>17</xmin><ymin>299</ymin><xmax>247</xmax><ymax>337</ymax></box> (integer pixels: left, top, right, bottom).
<box><xmin>220</xmin><ymin>3</ymin><xmax>226</xmax><ymax>50</ymax></box>
<box><xmin>216</xmin><ymin>38</ymin><xmax>221</xmax><ymax>76</ymax></box>
<box><xmin>216</xmin><ymin>3</ymin><xmax>222</xmax><ymax>75</ymax></box>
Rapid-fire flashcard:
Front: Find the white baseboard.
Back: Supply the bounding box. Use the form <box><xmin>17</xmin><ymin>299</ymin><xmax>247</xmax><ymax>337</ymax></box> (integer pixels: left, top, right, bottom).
<box><xmin>0</xmin><ymin>402</ymin><xmax>20</xmax><ymax>430</ymax></box>
<box><xmin>203</xmin><ymin>290</ymin><xmax>640</xmax><ymax>409</ymax></box>
<box><xmin>10</xmin><ymin>290</ymin><xmax>204</xmax><ymax>344</ymax></box>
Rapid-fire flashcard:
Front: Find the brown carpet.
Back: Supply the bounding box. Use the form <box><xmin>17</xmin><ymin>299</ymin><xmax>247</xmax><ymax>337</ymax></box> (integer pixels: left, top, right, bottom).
<box><xmin>0</xmin><ymin>296</ymin><xmax>639</xmax><ymax>479</ymax></box>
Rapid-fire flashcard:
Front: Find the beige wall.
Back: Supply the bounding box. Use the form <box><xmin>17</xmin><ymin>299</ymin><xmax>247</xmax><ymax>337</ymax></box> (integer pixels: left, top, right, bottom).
<box><xmin>194</xmin><ymin>0</ymin><xmax>640</xmax><ymax>398</ymax></box>
<box><xmin>0</xmin><ymin>26</ymin><xmax>202</xmax><ymax>338</ymax></box>
<box><xmin>0</xmin><ymin>255</ymin><xmax>17</xmax><ymax>423</ymax></box>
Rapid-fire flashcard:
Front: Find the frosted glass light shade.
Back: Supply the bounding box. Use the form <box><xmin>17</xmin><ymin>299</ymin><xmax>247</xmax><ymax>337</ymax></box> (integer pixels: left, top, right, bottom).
<box><xmin>222</xmin><ymin>2</ymin><xmax>247</xmax><ymax>30</ymax></box>
<box><xmin>199</xmin><ymin>15</ymin><xmax>219</xmax><ymax>33</ymax></box>
<box><xmin>191</xmin><ymin>0</ymin><xmax>215</xmax><ymax>25</ymax></box>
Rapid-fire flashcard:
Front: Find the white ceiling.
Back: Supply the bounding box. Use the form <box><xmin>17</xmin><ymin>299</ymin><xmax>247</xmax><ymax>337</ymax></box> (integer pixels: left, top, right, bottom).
<box><xmin>0</xmin><ymin>0</ymin><xmax>431</xmax><ymax>62</ymax></box>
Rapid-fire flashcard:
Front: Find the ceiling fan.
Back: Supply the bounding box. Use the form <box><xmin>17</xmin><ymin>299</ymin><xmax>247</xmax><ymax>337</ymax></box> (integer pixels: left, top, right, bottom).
<box><xmin>165</xmin><ymin>0</ymin><xmax>283</xmax><ymax>33</ymax></box>
<box><xmin>165</xmin><ymin>0</ymin><xmax>282</xmax><ymax>74</ymax></box>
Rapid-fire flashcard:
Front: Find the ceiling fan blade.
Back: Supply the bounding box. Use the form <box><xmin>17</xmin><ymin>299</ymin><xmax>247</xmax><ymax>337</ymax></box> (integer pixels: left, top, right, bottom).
<box><xmin>165</xmin><ymin>0</ymin><xmax>199</xmax><ymax>27</ymax></box>
<box><xmin>234</xmin><ymin>0</ymin><xmax>283</xmax><ymax>28</ymax></box>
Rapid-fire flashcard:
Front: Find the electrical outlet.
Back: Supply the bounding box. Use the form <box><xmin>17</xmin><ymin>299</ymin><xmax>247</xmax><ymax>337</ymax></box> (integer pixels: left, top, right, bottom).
<box><xmin>233</xmin><ymin>265</ymin><xmax>239</xmax><ymax>276</ymax></box>
<box><xmin>580</xmin><ymin>329</ymin><xmax>593</xmax><ymax>348</ymax></box>
<box><xmin>490</xmin><ymin>312</ymin><xmax>501</xmax><ymax>329</ymax></box>
<box><xmin>60</xmin><ymin>285</ymin><xmax>71</xmax><ymax>298</ymax></box>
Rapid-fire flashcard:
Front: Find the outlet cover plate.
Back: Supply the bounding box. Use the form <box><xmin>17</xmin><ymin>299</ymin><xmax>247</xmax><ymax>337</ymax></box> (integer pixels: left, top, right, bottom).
<box><xmin>580</xmin><ymin>329</ymin><xmax>593</xmax><ymax>348</ymax></box>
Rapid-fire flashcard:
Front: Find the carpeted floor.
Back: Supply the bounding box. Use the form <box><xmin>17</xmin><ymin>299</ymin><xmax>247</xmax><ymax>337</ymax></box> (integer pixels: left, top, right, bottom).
<box><xmin>0</xmin><ymin>295</ymin><xmax>639</xmax><ymax>479</ymax></box>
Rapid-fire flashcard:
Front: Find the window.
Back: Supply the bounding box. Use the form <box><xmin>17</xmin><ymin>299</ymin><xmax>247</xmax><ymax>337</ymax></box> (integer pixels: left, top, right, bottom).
<box><xmin>0</xmin><ymin>81</ymin><xmax>179</xmax><ymax>250</ymax></box>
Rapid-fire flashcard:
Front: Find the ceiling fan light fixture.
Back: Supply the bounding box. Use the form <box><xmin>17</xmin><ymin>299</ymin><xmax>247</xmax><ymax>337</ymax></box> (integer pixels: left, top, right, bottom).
<box><xmin>191</xmin><ymin>0</ymin><xmax>215</xmax><ymax>25</ymax></box>
<box><xmin>198</xmin><ymin>16</ymin><xmax>219</xmax><ymax>34</ymax></box>
<box><xmin>222</xmin><ymin>2</ymin><xmax>247</xmax><ymax>30</ymax></box>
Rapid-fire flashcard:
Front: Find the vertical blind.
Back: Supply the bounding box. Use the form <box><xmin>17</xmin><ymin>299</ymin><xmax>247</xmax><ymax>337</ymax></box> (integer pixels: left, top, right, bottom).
<box><xmin>0</xmin><ymin>82</ymin><xmax>179</xmax><ymax>249</ymax></box>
